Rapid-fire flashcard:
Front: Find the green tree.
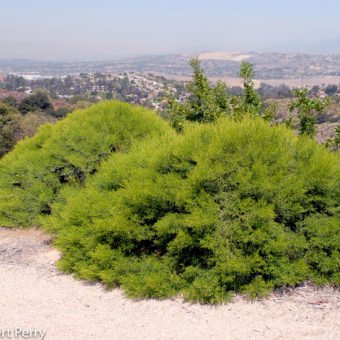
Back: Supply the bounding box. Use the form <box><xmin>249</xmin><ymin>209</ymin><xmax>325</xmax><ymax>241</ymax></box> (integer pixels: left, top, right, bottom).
<box><xmin>4</xmin><ymin>75</ymin><xmax>26</xmax><ymax>90</ymax></box>
<box><xmin>240</xmin><ymin>62</ymin><xmax>261</xmax><ymax>111</ymax></box>
<box><xmin>0</xmin><ymin>103</ymin><xmax>22</xmax><ymax>157</ymax></box>
<box><xmin>325</xmin><ymin>84</ymin><xmax>338</xmax><ymax>96</ymax></box>
<box><xmin>232</xmin><ymin>62</ymin><xmax>276</xmax><ymax>120</ymax></box>
<box><xmin>168</xmin><ymin>58</ymin><xmax>231</xmax><ymax>130</ymax></box>
<box><xmin>18</xmin><ymin>91</ymin><xmax>54</xmax><ymax>115</ymax></box>
<box><xmin>289</xmin><ymin>89</ymin><xmax>330</xmax><ymax>138</ymax></box>
<box><xmin>168</xmin><ymin>60</ymin><xmax>274</xmax><ymax>130</ymax></box>
<box><xmin>105</xmin><ymin>92</ymin><xmax>114</xmax><ymax>100</ymax></box>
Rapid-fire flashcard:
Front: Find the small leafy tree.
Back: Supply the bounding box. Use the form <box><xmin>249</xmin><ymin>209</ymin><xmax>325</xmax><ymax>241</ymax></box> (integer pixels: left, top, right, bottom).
<box><xmin>239</xmin><ymin>62</ymin><xmax>261</xmax><ymax>112</ymax></box>
<box><xmin>289</xmin><ymin>89</ymin><xmax>330</xmax><ymax>138</ymax></box>
<box><xmin>168</xmin><ymin>59</ymin><xmax>231</xmax><ymax>130</ymax></box>
<box><xmin>168</xmin><ymin>60</ymin><xmax>274</xmax><ymax>130</ymax></box>
<box><xmin>233</xmin><ymin>62</ymin><xmax>276</xmax><ymax>120</ymax></box>
<box><xmin>18</xmin><ymin>90</ymin><xmax>54</xmax><ymax>115</ymax></box>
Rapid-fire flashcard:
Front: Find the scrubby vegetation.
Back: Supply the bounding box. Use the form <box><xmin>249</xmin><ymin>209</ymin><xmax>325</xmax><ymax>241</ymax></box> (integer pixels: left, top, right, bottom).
<box><xmin>168</xmin><ymin>60</ymin><xmax>268</xmax><ymax>130</ymax></box>
<box><xmin>42</xmin><ymin>118</ymin><xmax>339</xmax><ymax>303</ymax></box>
<box><xmin>0</xmin><ymin>103</ymin><xmax>22</xmax><ymax>157</ymax></box>
<box><xmin>0</xmin><ymin>101</ymin><xmax>172</xmax><ymax>227</ymax></box>
<box><xmin>18</xmin><ymin>91</ymin><xmax>54</xmax><ymax>115</ymax></box>
<box><xmin>289</xmin><ymin>88</ymin><xmax>331</xmax><ymax>138</ymax></box>
<box><xmin>0</xmin><ymin>61</ymin><xmax>339</xmax><ymax>304</ymax></box>
<box><xmin>0</xmin><ymin>93</ymin><xmax>57</xmax><ymax>157</ymax></box>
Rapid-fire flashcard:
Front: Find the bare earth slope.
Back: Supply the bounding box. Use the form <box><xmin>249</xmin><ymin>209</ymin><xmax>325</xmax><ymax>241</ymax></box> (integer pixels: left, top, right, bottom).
<box><xmin>0</xmin><ymin>228</ymin><xmax>339</xmax><ymax>340</ymax></box>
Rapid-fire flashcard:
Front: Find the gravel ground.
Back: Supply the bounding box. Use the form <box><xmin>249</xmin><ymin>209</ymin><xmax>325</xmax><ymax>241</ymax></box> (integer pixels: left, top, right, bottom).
<box><xmin>0</xmin><ymin>228</ymin><xmax>339</xmax><ymax>340</ymax></box>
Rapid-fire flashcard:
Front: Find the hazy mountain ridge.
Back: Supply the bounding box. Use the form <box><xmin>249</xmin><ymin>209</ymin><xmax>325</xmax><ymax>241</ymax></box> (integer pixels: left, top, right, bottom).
<box><xmin>1</xmin><ymin>51</ymin><xmax>340</xmax><ymax>80</ymax></box>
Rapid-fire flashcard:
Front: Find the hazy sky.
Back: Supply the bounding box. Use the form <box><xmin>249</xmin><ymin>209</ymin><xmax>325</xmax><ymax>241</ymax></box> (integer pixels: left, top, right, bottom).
<box><xmin>1</xmin><ymin>0</ymin><xmax>339</xmax><ymax>60</ymax></box>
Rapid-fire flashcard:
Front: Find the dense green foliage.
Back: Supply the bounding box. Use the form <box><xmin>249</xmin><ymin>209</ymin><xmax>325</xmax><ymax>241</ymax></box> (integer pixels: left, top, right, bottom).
<box><xmin>168</xmin><ymin>59</ymin><xmax>231</xmax><ymax>130</ymax></box>
<box><xmin>289</xmin><ymin>89</ymin><xmax>330</xmax><ymax>138</ymax></box>
<box><xmin>0</xmin><ymin>103</ymin><xmax>22</xmax><ymax>157</ymax></box>
<box><xmin>1</xmin><ymin>90</ymin><xmax>339</xmax><ymax>303</ymax></box>
<box><xmin>238</xmin><ymin>62</ymin><xmax>261</xmax><ymax>113</ymax></box>
<box><xmin>0</xmin><ymin>101</ymin><xmax>172</xmax><ymax>227</ymax></box>
<box><xmin>0</xmin><ymin>94</ymin><xmax>61</xmax><ymax>158</ymax></box>
<box><xmin>168</xmin><ymin>60</ymin><xmax>276</xmax><ymax>131</ymax></box>
<box><xmin>18</xmin><ymin>91</ymin><xmax>54</xmax><ymax>115</ymax></box>
<box><xmin>42</xmin><ymin>118</ymin><xmax>339</xmax><ymax>303</ymax></box>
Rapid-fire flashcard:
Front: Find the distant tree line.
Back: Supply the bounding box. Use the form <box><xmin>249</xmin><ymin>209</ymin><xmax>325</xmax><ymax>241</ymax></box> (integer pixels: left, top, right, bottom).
<box><xmin>0</xmin><ymin>91</ymin><xmax>62</xmax><ymax>157</ymax></box>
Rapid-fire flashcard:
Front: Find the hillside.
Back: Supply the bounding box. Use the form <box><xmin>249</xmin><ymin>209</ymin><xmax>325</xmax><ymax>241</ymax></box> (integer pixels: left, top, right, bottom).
<box><xmin>2</xmin><ymin>52</ymin><xmax>340</xmax><ymax>83</ymax></box>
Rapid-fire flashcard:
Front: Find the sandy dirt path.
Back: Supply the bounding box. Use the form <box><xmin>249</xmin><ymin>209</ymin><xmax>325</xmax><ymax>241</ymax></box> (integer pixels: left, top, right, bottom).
<box><xmin>0</xmin><ymin>228</ymin><xmax>339</xmax><ymax>340</ymax></box>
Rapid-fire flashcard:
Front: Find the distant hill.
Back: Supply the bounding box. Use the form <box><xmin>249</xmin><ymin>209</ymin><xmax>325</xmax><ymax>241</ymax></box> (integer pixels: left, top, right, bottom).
<box><xmin>1</xmin><ymin>51</ymin><xmax>340</xmax><ymax>84</ymax></box>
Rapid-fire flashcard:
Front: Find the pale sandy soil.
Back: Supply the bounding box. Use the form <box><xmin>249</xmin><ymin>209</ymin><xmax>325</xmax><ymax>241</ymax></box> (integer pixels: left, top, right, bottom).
<box><xmin>0</xmin><ymin>228</ymin><xmax>339</xmax><ymax>340</ymax></box>
<box><xmin>153</xmin><ymin>72</ymin><xmax>340</xmax><ymax>88</ymax></box>
<box><xmin>198</xmin><ymin>52</ymin><xmax>252</xmax><ymax>62</ymax></box>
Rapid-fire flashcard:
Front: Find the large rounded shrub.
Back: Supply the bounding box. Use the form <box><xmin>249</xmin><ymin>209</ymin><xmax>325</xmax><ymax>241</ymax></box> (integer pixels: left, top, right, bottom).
<box><xmin>44</xmin><ymin>118</ymin><xmax>340</xmax><ymax>303</ymax></box>
<box><xmin>0</xmin><ymin>101</ymin><xmax>172</xmax><ymax>227</ymax></box>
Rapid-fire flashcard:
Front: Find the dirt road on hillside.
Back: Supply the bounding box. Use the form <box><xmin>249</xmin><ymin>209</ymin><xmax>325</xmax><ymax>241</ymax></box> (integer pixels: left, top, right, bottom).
<box><xmin>0</xmin><ymin>228</ymin><xmax>339</xmax><ymax>340</ymax></box>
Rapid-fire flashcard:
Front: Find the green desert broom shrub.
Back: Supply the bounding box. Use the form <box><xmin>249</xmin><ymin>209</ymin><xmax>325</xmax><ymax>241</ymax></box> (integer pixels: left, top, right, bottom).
<box><xmin>0</xmin><ymin>101</ymin><xmax>172</xmax><ymax>227</ymax></box>
<box><xmin>43</xmin><ymin>117</ymin><xmax>340</xmax><ymax>303</ymax></box>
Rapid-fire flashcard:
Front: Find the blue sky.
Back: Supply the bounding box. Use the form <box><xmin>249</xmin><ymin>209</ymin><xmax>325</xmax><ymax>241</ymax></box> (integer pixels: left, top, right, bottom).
<box><xmin>1</xmin><ymin>0</ymin><xmax>339</xmax><ymax>59</ymax></box>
